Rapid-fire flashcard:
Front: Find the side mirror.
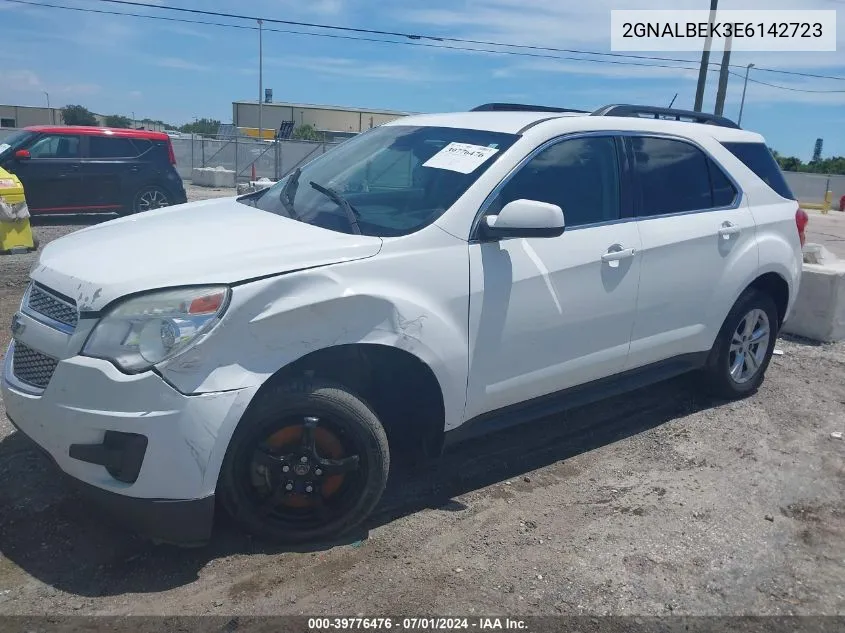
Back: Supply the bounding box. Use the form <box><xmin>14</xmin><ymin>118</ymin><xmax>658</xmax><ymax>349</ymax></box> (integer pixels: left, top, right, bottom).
<box><xmin>480</xmin><ymin>199</ymin><xmax>565</xmax><ymax>240</ymax></box>
<box><xmin>14</xmin><ymin>149</ymin><xmax>30</xmax><ymax>161</ymax></box>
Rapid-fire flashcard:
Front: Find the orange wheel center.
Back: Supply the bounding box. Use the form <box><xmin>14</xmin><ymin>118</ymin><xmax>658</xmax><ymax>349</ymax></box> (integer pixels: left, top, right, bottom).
<box><xmin>265</xmin><ymin>424</ymin><xmax>346</xmax><ymax>508</ymax></box>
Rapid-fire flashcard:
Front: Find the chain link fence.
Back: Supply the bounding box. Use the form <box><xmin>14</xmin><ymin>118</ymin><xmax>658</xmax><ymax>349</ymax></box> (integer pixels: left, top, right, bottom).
<box><xmin>172</xmin><ymin>135</ymin><xmax>340</xmax><ymax>182</ymax></box>
<box><xmin>0</xmin><ymin>128</ymin><xmax>339</xmax><ymax>184</ymax></box>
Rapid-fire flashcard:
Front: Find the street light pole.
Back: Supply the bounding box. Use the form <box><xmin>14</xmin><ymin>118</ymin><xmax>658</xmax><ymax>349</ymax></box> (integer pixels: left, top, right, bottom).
<box><xmin>43</xmin><ymin>91</ymin><xmax>53</xmax><ymax>124</ymax></box>
<box><xmin>737</xmin><ymin>63</ymin><xmax>755</xmax><ymax>126</ymax></box>
<box><xmin>258</xmin><ymin>18</ymin><xmax>263</xmax><ymax>142</ymax></box>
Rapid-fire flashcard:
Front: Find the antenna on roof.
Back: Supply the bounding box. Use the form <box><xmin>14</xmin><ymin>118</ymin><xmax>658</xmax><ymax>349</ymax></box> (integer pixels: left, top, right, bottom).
<box><xmin>668</xmin><ymin>93</ymin><xmax>678</xmax><ymax>108</ymax></box>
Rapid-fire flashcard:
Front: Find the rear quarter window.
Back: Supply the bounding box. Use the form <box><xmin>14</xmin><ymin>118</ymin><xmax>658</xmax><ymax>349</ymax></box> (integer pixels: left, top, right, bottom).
<box><xmin>89</xmin><ymin>136</ymin><xmax>139</xmax><ymax>158</ymax></box>
<box><xmin>721</xmin><ymin>142</ymin><xmax>795</xmax><ymax>200</ymax></box>
<box><xmin>150</xmin><ymin>140</ymin><xmax>171</xmax><ymax>161</ymax></box>
<box><xmin>131</xmin><ymin>139</ymin><xmax>153</xmax><ymax>155</ymax></box>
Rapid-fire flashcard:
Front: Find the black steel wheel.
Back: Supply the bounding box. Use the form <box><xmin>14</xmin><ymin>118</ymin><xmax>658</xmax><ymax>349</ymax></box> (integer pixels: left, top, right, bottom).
<box><xmin>219</xmin><ymin>381</ymin><xmax>389</xmax><ymax>543</ymax></box>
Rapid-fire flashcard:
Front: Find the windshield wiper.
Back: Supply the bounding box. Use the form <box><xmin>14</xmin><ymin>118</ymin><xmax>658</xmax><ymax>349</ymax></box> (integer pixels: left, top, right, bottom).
<box><xmin>309</xmin><ymin>180</ymin><xmax>362</xmax><ymax>235</ymax></box>
<box><xmin>279</xmin><ymin>167</ymin><xmax>301</xmax><ymax>220</ymax></box>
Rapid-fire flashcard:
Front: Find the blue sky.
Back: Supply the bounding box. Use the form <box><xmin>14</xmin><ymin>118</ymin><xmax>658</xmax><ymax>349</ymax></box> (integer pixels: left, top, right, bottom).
<box><xmin>1</xmin><ymin>0</ymin><xmax>844</xmax><ymax>160</ymax></box>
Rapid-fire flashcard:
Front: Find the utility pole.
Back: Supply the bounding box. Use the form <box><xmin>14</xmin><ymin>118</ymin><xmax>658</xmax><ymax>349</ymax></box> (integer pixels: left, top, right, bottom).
<box><xmin>737</xmin><ymin>63</ymin><xmax>754</xmax><ymax>126</ymax></box>
<box><xmin>693</xmin><ymin>0</ymin><xmax>719</xmax><ymax>112</ymax></box>
<box><xmin>714</xmin><ymin>34</ymin><xmax>732</xmax><ymax>116</ymax></box>
<box><xmin>258</xmin><ymin>18</ymin><xmax>263</xmax><ymax>142</ymax></box>
<box><xmin>43</xmin><ymin>91</ymin><xmax>53</xmax><ymax>124</ymax></box>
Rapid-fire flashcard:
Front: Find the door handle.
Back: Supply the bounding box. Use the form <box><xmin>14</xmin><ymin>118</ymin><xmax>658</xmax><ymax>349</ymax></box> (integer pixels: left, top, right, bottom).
<box><xmin>718</xmin><ymin>221</ymin><xmax>741</xmax><ymax>239</ymax></box>
<box><xmin>601</xmin><ymin>246</ymin><xmax>636</xmax><ymax>263</ymax></box>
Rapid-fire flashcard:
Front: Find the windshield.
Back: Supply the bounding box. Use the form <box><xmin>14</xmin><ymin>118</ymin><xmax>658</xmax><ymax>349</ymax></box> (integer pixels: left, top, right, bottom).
<box><xmin>0</xmin><ymin>131</ymin><xmax>35</xmax><ymax>160</ymax></box>
<box><xmin>242</xmin><ymin>125</ymin><xmax>519</xmax><ymax>237</ymax></box>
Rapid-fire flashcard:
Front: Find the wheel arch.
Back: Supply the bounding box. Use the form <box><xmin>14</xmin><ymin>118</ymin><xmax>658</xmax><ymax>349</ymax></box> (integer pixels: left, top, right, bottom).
<box><xmin>746</xmin><ymin>271</ymin><xmax>790</xmax><ymax>328</ymax></box>
<box><xmin>228</xmin><ymin>343</ymin><xmax>447</xmax><ymax>465</ymax></box>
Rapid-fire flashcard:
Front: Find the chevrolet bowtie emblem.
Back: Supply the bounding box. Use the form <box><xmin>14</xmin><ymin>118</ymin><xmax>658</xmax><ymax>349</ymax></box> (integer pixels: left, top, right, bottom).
<box><xmin>10</xmin><ymin>313</ymin><xmax>25</xmax><ymax>337</ymax></box>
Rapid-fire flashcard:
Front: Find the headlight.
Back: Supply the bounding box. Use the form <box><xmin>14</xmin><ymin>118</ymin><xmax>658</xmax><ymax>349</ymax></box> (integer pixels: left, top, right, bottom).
<box><xmin>82</xmin><ymin>286</ymin><xmax>230</xmax><ymax>372</ymax></box>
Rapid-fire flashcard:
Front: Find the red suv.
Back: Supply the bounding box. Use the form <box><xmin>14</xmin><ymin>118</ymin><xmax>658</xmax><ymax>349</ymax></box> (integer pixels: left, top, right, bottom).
<box><xmin>0</xmin><ymin>126</ymin><xmax>187</xmax><ymax>215</ymax></box>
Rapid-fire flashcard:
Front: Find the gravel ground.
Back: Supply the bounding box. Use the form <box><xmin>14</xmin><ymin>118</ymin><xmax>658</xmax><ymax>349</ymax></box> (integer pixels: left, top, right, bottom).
<box><xmin>0</xmin><ymin>187</ymin><xmax>843</xmax><ymax>617</ymax></box>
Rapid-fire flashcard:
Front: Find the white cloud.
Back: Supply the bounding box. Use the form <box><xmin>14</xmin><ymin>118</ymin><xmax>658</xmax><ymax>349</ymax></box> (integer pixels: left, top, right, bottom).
<box><xmin>164</xmin><ymin>25</ymin><xmax>214</xmax><ymax>40</ymax></box>
<box><xmin>397</xmin><ymin>0</ymin><xmax>845</xmax><ymax>83</ymax></box>
<box><xmin>265</xmin><ymin>0</ymin><xmax>344</xmax><ymax>16</ymax></box>
<box><xmin>265</xmin><ymin>56</ymin><xmax>456</xmax><ymax>82</ymax></box>
<box><xmin>0</xmin><ymin>69</ymin><xmax>42</xmax><ymax>89</ymax></box>
<box><xmin>55</xmin><ymin>83</ymin><xmax>101</xmax><ymax>96</ymax></box>
<box><xmin>0</xmin><ymin>68</ymin><xmax>102</xmax><ymax>105</ymax></box>
<box><xmin>493</xmin><ymin>59</ymin><xmax>702</xmax><ymax>81</ymax></box>
<box><xmin>154</xmin><ymin>57</ymin><xmax>212</xmax><ymax>72</ymax></box>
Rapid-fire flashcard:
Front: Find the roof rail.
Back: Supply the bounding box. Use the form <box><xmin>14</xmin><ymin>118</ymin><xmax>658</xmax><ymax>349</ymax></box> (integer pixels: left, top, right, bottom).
<box><xmin>472</xmin><ymin>103</ymin><xmax>589</xmax><ymax>114</ymax></box>
<box><xmin>591</xmin><ymin>104</ymin><xmax>740</xmax><ymax>129</ymax></box>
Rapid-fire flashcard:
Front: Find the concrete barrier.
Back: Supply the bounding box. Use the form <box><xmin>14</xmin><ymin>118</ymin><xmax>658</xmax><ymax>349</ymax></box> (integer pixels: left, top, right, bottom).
<box><xmin>236</xmin><ymin>178</ymin><xmax>276</xmax><ymax>195</ymax></box>
<box><xmin>191</xmin><ymin>167</ymin><xmax>236</xmax><ymax>188</ymax></box>
<box><xmin>783</xmin><ymin>244</ymin><xmax>845</xmax><ymax>342</ymax></box>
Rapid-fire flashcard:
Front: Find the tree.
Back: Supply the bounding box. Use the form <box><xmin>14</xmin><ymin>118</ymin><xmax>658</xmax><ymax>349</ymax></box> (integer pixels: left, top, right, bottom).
<box><xmin>179</xmin><ymin>118</ymin><xmax>221</xmax><ymax>137</ymax></box>
<box><xmin>812</xmin><ymin>138</ymin><xmax>823</xmax><ymax>163</ymax></box>
<box><xmin>61</xmin><ymin>105</ymin><xmax>97</xmax><ymax>126</ymax></box>
<box><xmin>772</xmin><ymin>149</ymin><xmax>845</xmax><ymax>175</ymax></box>
<box><xmin>103</xmin><ymin>114</ymin><xmax>133</xmax><ymax>128</ymax></box>
<box><xmin>291</xmin><ymin>124</ymin><xmax>325</xmax><ymax>142</ymax></box>
<box><xmin>780</xmin><ymin>156</ymin><xmax>803</xmax><ymax>172</ymax></box>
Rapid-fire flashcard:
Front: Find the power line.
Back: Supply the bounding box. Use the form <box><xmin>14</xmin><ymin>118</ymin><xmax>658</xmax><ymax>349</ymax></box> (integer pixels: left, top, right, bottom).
<box><xmin>4</xmin><ymin>0</ymin><xmax>258</xmax><ymax>31</ymax></box>
<box><xmin>0</xmin><ymin>0</ymin><xmax>709</xmax><ymax>72</ymax></box>
<box><xmin>729</xmin><ymin>71</ymin><xmax>845</xmax><ymax>93</ymax></box>
<box><xmin>7</xmin><ymin>0</ymin><xmax>845</xmax><ymax>90</ymax></box>
<box><xmin>89</xmin><ymin>0</ymin><xmax>845</xmax><ymax>82</ymax></box>
<box><xmin>91</xmin><ymin>0</ymin><xmax>845</xmax><ymax>82</ymax></box>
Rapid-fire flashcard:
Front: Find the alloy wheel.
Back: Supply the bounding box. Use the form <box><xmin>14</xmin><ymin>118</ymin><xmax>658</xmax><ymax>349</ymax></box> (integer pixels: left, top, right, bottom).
<box><xmin>728</xmin><ymin>308</ymin><xmax>771</xmax><ymax>384</ymax></box>
<box><xmin>137</xmin><ymin>189</ymin><xmax>169</xmax><ymax>212</ymax></box>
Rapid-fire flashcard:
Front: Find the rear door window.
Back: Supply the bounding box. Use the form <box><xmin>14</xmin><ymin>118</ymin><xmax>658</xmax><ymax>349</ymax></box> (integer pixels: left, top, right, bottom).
<box><xmin>721</xmin><ymin>142</ymin><xmax>795</xmax><ymax>200</ymax></box>
<box><xmin>630</xmin><ymin>136</ymin><xmax>736</xmax><ymax>216</ymax></box>
<box><xmin>89</xmin><ymin>136</ymin><xmax>139</xmax><ymax>158</ymax></box>
<box><xmin>708</xmin><ymin>159</ymin><xmax>738</xmax><ymax>207</ymax></box>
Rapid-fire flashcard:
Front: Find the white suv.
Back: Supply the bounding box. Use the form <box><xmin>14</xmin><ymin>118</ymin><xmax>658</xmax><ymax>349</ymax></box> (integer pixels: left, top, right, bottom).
<box><xmin>2</xmin><ymin>104</ymin><xmax>803</xmax><ymax>545</ymax></box>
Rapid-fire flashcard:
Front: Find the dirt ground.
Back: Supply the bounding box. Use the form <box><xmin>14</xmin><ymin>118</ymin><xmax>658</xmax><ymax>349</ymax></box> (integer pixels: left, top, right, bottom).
<box><xmin>0</xmin><ymin>187</ymin><xmax>843</xmax><ymax>617</ymax></box>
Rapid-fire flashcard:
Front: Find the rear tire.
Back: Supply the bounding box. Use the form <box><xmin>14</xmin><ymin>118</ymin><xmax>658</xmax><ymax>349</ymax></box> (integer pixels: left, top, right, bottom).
<box><xmin>130</xmin><ymin>185</ymin><xmax>171</xmax><ymax>214</ymax></box>
<box><xmin>218</xmin><ymin>380</ymin><xmax>390</xmax><ymax>543</ymax></box>
<box><xmin>704</xmin><ymin>289</ymin><xmax>779</xmax><ymax>399</ymax></box>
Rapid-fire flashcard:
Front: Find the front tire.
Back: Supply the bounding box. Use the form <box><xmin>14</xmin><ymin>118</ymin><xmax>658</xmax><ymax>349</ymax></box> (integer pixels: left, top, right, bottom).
<box><xmin>704</xmin><ymin>289</ymin><xmax>779</xmax><ymax>399</ymax></box>
<box><xmin>218</xmin><ymin>380</ymin><xmax>390</xmax><ymax>543</ymax></box>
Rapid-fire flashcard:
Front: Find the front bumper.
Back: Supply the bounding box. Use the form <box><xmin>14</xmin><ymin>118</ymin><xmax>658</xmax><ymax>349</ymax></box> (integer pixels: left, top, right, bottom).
<box><xmin>9</xmin><ymin>417</ymin><xmax>214</xmax><ymax>546</ymax></box>
<box><xmin>2</xmin><ymin>339</ymin><xmax>257</xmax><ymax>545</ymax></box>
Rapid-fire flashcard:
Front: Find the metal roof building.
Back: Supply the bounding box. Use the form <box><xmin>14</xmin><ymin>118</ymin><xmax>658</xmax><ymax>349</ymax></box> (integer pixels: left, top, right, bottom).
<box><xmin>232</xmin><ymin>100</ymin><xmax>413</xmax><ymax>141</ymax></box>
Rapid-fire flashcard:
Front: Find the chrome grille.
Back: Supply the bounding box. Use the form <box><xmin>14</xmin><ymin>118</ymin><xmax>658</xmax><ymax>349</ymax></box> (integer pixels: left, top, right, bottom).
<box><xmin>26</xmin><ymin>284</ymin><xmax>78</xmax><ymax>329</ymax></box>
<box><xmin>12</xmin><ymin>342</ymin><xmax>59</xmax><ymax>390</ymax></box>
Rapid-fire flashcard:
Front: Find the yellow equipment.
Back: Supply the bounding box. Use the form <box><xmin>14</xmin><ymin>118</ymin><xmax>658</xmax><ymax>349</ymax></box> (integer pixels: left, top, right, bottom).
<box><xmin>0</xmin><ymin>166</ymin><xmax>36</xmax><ymax>254</ymax></box>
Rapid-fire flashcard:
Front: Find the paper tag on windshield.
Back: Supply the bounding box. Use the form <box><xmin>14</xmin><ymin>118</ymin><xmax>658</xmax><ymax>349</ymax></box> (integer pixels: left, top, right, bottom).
<box><xmin>422</xmin><ymin>142</ymin><xmax>499</xmax><ymax>174</ymax></box>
